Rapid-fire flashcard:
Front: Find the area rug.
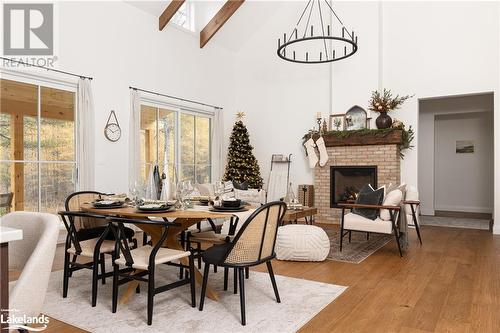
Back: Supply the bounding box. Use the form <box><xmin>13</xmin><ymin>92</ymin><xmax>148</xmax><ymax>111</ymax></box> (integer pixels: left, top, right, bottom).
<box><xmin>42</xmin><ymin>266</ymin><xmax>346</xmax><ymax>333</ymax></box>
<box><xmin>420</xmin><ymin>215</ymin><xmax>490</xmax><ymax>230</ymax></box>
<box><xmin>325</xmin><ymin>228</ymin><xmax>392</xmax><ymax>264</ymax></box>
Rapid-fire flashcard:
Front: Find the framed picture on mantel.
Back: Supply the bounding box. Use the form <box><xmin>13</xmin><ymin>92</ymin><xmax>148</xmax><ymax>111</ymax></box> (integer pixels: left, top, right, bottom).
<box><xmin>329</xmin><ymin>114</ymin><xmax>346</xmax><ymax>131</ymax></box>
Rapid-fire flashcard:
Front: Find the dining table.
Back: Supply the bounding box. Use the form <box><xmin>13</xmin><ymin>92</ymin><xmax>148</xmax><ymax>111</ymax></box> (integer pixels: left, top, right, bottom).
<box><xmin>80</xmin><ymin>203</ymin><xmax>254</xmax><ymax>303</ymax></box>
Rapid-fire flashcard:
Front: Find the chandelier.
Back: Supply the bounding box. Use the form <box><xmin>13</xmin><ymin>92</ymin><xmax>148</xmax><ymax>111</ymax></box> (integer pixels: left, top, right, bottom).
<box><xmin>277</xmin><ymin>0</ymin><xmax>358</xmax><ymax>64</ymax></box>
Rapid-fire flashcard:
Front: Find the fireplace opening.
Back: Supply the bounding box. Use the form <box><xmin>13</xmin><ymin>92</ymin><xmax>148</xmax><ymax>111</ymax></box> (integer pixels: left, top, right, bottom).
<box><xmin>330</xmin><ymin>166</ymin><xmax>377</xmax><ymax>207</ymax></box>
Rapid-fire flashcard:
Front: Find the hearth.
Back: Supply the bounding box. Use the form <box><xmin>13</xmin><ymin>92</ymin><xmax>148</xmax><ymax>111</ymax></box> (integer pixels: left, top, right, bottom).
<box><xmin>330</xmin><ymin>166</ymin><xmax>377</xmax><ymax>207</ymax></box>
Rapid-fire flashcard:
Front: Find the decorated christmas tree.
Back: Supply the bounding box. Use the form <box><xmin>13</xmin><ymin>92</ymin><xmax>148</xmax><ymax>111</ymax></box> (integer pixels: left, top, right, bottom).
<box><xmin>223</xmin><ymin>113</ymin><xmax>263</xmax><ymax>188</ymax></box>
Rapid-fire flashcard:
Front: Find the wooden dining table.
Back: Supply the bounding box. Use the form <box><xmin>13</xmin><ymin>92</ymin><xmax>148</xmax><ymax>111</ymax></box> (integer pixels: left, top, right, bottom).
<box><xmin>80</xmin><ymin>203</ymin><xmax>232</xmax><ymax>303</ymax></box>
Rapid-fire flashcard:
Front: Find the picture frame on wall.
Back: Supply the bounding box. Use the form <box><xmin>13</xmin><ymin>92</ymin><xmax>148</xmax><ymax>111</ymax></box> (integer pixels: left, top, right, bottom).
<box><xmin>456</xmin><ymin>140</ymin><xmax>474</xmax><ymax>154</ymax></box>
<box><xmin>329</xmin><ymin>114</ymin><xmax>346</xmax><ymax>131</ymax></box>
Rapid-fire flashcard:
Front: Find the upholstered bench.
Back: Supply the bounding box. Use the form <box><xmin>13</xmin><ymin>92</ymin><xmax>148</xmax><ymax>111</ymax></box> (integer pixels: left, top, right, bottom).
<box><xmin>275</xmin><ymin>225</ymin><xmax>330</xmax><ymax>261</ymax></box>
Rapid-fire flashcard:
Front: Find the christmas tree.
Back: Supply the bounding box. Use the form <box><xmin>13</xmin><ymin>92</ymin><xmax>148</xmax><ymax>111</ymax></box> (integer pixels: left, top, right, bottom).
<box><xmin>223</xmin><ymin>113</ymin><xmax>264</xmax><ymax>188</ymax></box>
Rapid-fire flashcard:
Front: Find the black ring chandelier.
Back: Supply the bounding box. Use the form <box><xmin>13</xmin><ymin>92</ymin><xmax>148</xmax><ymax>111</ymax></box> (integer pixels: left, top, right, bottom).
<box><xmin>277</xmin><ymin>0</ymin><xmax>358</xmax><ymax>64</ymax></box>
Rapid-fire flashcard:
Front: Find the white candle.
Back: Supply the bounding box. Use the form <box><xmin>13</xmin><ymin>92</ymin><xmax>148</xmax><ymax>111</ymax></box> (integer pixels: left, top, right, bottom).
<box><xmin>316</xmin><ymin>112</ymin><xmax>321</xmax><ymax>119</ymax></box>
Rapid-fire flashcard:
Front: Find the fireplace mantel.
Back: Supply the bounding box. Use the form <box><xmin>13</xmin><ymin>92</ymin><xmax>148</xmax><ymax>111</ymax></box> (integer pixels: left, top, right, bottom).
<box><xmin>312</xmin><ymin>129</ymin><xmax>403</xmax><ymax>147</ymax></box>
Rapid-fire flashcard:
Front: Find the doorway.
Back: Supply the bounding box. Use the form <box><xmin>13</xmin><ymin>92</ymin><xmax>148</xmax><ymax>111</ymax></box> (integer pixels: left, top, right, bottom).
<box><xmin>418</xmin><ymin>93</ymin><xmax>494</xmax><ymax>230</ymax></box>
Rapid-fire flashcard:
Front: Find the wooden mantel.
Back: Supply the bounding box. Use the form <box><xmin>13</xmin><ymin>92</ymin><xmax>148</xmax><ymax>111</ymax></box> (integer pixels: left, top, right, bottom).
<box><xmin>312</xmin><ymin>129</ymin><xmax>403</xmax><ymax>147</ymax></box>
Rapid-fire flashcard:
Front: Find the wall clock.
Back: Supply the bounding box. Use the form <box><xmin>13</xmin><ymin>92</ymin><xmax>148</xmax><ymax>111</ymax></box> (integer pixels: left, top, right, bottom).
<box><xmin>104</xmin><ymin>110</ymin><xmax>121</xmax><ymax>142</ymax></box>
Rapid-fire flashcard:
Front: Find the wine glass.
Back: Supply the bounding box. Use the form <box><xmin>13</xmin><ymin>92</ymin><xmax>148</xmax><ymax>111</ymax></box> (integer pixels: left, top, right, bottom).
<box><xmin>129</xmin><ymin>181</ymin><xmax>139</xmax><ymax>205</ymax></box>
<box><xmin>215</xmin><ymin>181</ymin><xmax>225</xmax><ymax>198</ymax></box>
<box><xmin>183</xmin><ymin>181</ymin><xmax>194</xmax><ymax>209</ymax></box>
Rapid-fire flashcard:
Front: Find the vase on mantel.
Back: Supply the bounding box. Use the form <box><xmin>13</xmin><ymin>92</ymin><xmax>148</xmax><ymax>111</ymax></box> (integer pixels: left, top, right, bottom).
<box><xmin>375</xmin><ymin>111</ymin><xmax>392</xmax><ymax>129</ymax></box>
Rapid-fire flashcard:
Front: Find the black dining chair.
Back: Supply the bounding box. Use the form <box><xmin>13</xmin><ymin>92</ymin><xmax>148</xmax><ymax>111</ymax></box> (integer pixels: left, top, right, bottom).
<box><xmin>199</xmin><ymin>201</ymin><xmax>287</xmax><ymax>326</ymax></box>
<box><xmin>58</xmin><ymin>211</ymin><xmax>115</xmax><ymax>307</ymax></box>
<box><xmin>109</xmin><ymin>217</ymin><xmax>196</xmax><ymax>326</ymax></box>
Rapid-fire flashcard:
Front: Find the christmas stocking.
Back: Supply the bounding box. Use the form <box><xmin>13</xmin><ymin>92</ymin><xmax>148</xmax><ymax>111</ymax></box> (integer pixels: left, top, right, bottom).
<box><xmin>316</xmin><ymin>136</ymin><xmax>329</xmax><ymax>167</ymax></box>
<box><xmin>304</xmin><ymin>138</ymin><xmax>319</xmax><ymax>168</ymax></box>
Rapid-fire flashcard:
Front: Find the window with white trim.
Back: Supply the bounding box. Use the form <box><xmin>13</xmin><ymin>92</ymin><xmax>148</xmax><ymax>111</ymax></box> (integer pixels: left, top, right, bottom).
<box><xmin>171</xmin><ymin>2</ymin><xmax>195</xmax><ymax>32</ymax></box>
<box><xmin>0</xmin><ymin>77</ymin><xmax>77</xmax><ymax>215</ymax></box>
<box><xmin>139</xmin><ymin>101</ymin><xmax>212</xmax><ymax>184</ymax></box>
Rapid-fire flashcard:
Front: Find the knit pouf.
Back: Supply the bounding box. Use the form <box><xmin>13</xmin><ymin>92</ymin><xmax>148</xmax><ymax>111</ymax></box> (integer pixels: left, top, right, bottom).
<box><xmin>275</xmin><ymin>225</ymin><xmax>330</xmax><ymax>261</ymax></box>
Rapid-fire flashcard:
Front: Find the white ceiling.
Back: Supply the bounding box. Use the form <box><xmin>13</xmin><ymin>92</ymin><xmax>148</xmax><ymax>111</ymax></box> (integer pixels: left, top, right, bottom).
<box><xmin>124</xmin><ymin>0</ymin><xmax>287</xmax><ymax>52</ymax></box>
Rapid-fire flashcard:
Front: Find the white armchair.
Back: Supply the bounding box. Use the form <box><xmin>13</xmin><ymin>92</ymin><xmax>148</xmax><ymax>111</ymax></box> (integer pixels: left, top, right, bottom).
<box><xmin>338</xmin><ymin>200</ymin><xmax>404</xmax><ymax>257</ymax></box>
<box><xmin>2</xmin><ymin>212</ymin><xmax>59</xmax><ymax>322</ymax></box>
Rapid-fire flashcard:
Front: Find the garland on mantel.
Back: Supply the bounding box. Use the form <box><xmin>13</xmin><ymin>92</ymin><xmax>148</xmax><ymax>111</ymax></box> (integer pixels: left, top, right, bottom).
<box><xmin>303</xmin><ymin>127</ymin><xmax>414</xmax><ymax>159</ymax></box>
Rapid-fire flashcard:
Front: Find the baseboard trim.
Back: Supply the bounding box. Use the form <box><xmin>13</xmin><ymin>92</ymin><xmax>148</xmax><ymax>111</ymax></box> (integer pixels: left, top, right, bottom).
<box><xmin>434</xmin><ymin>204</ymin><xmax>493</xmax><ymax>214</ymax></box>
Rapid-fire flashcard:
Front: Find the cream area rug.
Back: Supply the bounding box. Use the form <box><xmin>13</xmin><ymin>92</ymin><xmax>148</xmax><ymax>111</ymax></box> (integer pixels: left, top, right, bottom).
<box><xmin>42</xmin><ymin>265</ymin><xmax>346</xmax><ymax>333</ymax></box>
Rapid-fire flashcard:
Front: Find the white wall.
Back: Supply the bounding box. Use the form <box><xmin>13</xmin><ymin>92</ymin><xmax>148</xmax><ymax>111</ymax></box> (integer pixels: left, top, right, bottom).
<box><xmin>434</xmin><ymin>112</ymin><xmax>494</xmax><ymax>213</ymax></box>
<box><xmin>229</xmin><ymin>1</ymin><xmax>499</xmax><ymax>230</ymax></box>
<box><xmin>55</xmin><ymin>1</ymin><xmax>238</xmax><ymax>193</ymax></box>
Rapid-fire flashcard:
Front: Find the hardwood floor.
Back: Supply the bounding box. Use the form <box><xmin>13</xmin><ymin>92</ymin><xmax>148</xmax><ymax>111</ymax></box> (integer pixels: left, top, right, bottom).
<box><xmin>26</xmin><ymin>225</ymin><xmax>500</xmax><ymax>332</ymax></box>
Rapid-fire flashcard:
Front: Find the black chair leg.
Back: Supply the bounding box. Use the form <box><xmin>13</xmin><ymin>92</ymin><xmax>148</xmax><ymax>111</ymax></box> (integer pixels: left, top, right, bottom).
<box><xmin>189</xmin><ymin>256</ymin><xmax>196</xmax><ymax>308</ymax></box>
<box><xmin>223</xmin><ymin>267</ymin><xmax>228</xmax><ymax>291</ymax></box>
<box><xmin>214</xmin><ymin>265</ymin><xmax>217</xmax><ymax>273</ymax></box>
<box><xmin>245</xmin><ymin>267</ymin><xmax>249</xmax><ymax>279</ymax></box>
<box><xmin>233</xmin><ymin>268</ymin><xmax>238</xmax><ymax>294</ymax></box>
<box><xmin>197</xmin><ymin>243</ymin><xmax>202</xmax><ymax>269</ymax></box>
<box><xmin>199</xmin><ymin>263</ymin><xmax>210</xmax><ymax>311</ymax></box>
<box><xmin>142</xmin><ymin>232</ymin><xmax>148</xmax><ymax>246</ymax></box>
<box><xmin>414</xmin><ymin>221</ymin><xmax>423</xmax><ymax>245</ymax></box>
<box><xmin>91</xmin><ymin>259</ymin><xmax>99</xmax><ymax>307</ymax></box>
<box><xmin>147</xmin><ymin>271</ymin><xmax>155</xmax><ymax>325</ymax></box>
<box><xmin>100</xmin><ymin>253</ymin><xmax>106</xmax><ymax>285</ymax></box>
<box><xmin>238</xmin><ymin>267</ymin><xmax>246</xmax><ymax>326</ymax></box>
<box><xmin>367</xmin><ymin>232</ymin><xmax>370</xmax><ymax>240</ymax></box>
<box><xmin>394</xmin><ymin>232</ymin><xmax>403</xmax><ymax>257</ymax></box>
<box><xmin>348</xmin><ymin>231</ymin><xmax>352</xmax><ymax>243</ymax></box>
<box><xmin>68</xmin><ymin>255</ymin><xmax>77</xmax><ymax>277</ymax></box>
<box><xmin>112</xmin><ymin>264</ymin><xmax>119</xmax><ymax>313</ymax></box>
<box><xmin>339</xmin><ymin>227</ymin><xmax>344</xmax><ymax>252</ymax></box>
<box><xmin>266</xmin><ymin>261</ymin><xmax>281</xmax><ymax>303</ymax></box>
<box><xmin>63</xmin><ymin>252</ymin><xmax>70</xmax><ymax>298</ymax></box>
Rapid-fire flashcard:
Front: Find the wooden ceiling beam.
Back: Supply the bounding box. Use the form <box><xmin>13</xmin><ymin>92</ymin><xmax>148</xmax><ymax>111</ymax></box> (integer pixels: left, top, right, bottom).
<box><xmin>159</xmin><ymin>0</ymin><xmax>185</xmax><ymax>31</ymax></box>
<box><xmin>200</xmin><ymin>0</ymin><xmax>245</xmax><ymax>48</ymax></box>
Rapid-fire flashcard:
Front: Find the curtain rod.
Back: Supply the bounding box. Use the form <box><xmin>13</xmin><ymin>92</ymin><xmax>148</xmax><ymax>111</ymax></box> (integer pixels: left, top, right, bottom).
<box><xmin>0</xmin><ymin>56</ymin><xmax>93</xmax><ymax>80</ymax></box>
<box><xmin>129</xmin><ymin>86</ymin><xmax>222</xmax><ymax>110</ymax></box>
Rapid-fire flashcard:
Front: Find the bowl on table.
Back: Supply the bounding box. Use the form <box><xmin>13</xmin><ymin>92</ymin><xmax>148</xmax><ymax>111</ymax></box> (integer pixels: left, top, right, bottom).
<box><xmin>221</xmin><ymin>198</ymin><xmax>241</xmax><ymax>208</ymax></box>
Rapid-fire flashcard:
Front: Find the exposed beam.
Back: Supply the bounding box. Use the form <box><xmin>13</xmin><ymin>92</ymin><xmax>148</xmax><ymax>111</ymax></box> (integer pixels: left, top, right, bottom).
<box><xmin>159</xmin><ymin>0</ymin><xmax>185</xmax><ymax>31</ymax></box>
<box><xmin>200</xmin><ymin>0</ymin><xmax>245</xmax><ymax>48</ymax></box>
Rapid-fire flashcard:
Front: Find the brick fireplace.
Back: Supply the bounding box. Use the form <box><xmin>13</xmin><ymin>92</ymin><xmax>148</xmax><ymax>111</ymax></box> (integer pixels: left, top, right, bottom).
<box><xmin>313</xmin><ymin>131</ymin><xmax>402</xmax><ymax>223</ymax></box>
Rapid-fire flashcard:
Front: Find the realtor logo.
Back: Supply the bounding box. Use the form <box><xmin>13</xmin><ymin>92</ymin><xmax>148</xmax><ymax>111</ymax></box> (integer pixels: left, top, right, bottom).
<box><xmin>3</xmin><ymin>3</ymin><xmax>54</xmax><ymax>55</ymax></box>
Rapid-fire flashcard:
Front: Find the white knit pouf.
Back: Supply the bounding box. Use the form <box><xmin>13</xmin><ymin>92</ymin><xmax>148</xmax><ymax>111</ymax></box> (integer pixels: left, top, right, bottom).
<box><xmin>275</xmin><ymin>225</ymin><xmax>330</xmax><ymax>261</ymax></box>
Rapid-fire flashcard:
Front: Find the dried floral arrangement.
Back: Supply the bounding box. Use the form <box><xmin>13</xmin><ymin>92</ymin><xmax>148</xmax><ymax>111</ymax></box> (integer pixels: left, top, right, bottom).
<box><xmin>368</xmin><ymin>89</ymin><xmax>413</xmax><ymax>113</ymax></box>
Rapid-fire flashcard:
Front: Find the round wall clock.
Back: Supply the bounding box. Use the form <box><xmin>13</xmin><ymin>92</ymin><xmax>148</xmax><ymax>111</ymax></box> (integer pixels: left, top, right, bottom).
<box><xmin>104</xmin><ymin>110</ymin><xmax>121</xmax><ymax>142</ymax></box>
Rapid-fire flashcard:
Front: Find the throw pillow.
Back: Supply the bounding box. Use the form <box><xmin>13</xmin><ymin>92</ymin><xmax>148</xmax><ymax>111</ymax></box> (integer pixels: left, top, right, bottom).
<box><xmin>233</xmin><ymin>180</ymin><xmax>249</xmax><ymax>190</ymax></box>
<box><xmin>352</xmin><ymin>184</ymin><xmax>385</xmax><ymax>220</ymax></box>
<box><xmin>379</xmin><ymin>189</ymin><xmax>403</xmax><ymax>221</ymax></box>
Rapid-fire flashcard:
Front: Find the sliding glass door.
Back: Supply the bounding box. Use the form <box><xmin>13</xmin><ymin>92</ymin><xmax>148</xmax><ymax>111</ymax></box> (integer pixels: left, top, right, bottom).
<box><xmin>0</xmin><ymin>78</ymin><xmax>77</xmax><ymax>215</ymax></box>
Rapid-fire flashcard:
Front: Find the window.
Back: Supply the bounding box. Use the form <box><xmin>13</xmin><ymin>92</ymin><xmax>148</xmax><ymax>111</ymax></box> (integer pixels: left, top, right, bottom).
<box><xmin>139</xmin><ymin>102</ymin><xmax>212</xmax><ymax>185</ymax></box>
<box><xmin>0</xmin><ymin>78</ymin><xmax>77</xmax><ymax>215</ymax></box>
<box><xmin>171</xmin><ymin>2</ymin><xmax>194</xmax><ymax>32</ymax></box>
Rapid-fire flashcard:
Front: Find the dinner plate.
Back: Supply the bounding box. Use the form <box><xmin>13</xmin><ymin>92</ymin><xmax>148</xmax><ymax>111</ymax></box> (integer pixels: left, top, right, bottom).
<box><xmin>136</xmin><ymin>205</ymin><xmax>174</xmax><ymax>213</ymax></box>
<box><xmin>92</xmin><ymin>201</ymin><xmax>125</xmax><ymax>209</ymax></box>
<box><xmin>209</xmin><ymin>206</ymin><xmax>249</xmax><ymax>213</ymax></box>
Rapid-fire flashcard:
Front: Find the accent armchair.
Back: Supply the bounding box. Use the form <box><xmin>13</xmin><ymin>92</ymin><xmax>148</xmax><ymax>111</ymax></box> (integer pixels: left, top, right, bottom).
<box><xmin>338</xmin><ymin>203</ymin><xmax>404</xmax><ymax>257</ymax></box>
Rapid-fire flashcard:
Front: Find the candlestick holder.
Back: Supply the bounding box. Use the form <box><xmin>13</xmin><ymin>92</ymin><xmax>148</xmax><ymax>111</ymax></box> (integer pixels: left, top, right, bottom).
<box><xmin>316</xmin><ymin>117</ymin><xmax>322</xmax><ymax>133</ymax></box>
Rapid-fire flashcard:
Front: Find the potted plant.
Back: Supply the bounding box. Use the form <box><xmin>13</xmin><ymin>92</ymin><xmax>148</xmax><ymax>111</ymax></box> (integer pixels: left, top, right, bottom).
<box><xmin>368</xmin><ymin>89</ymin><xmax>412</xmax><ymax>129</ymax></box>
